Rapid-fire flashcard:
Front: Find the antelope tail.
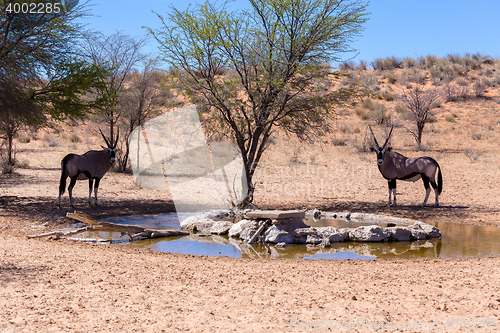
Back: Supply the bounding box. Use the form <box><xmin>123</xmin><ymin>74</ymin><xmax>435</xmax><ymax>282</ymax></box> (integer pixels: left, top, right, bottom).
<box><xmin>437</xmin><ymin>162</ymin><xmax>443</xmax><ymax>195</ymax></box>
<box><xmin>59</xmin><ymin>154</ymin><xmax>73</xmax><ymax>195</ymax></box>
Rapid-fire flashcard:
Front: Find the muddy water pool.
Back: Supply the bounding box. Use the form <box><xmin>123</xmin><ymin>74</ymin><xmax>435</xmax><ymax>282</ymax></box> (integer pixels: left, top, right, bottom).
<box><xmin>74</xmin><ymin>213</ymin><xmax>500</xmax><ymax>260</ymax></box>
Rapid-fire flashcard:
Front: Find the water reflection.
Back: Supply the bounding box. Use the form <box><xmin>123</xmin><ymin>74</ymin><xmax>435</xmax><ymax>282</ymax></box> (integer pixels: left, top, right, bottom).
<box><xmin>76</xmin><ymin>213</ymin><xmax>500</xmax><ymax>260</ymax></box>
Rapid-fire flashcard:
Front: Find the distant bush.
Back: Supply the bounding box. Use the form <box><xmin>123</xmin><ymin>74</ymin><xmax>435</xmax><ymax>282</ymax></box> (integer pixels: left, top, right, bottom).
<box><xmin>18</xmin><ymin>136</ymin><xmax>30</xmax><ymax>143</ymax></box>
<box><xmin>361</xmin><ymin>98</ymin><xmax>377</xmax><ymax>110</ymax></box>
<box><xmin>402</xmin><ymin>57</ymin><xmax>417</xmax><ymax>68</ymax></box>
<box><xmin>464</xmin><ymin>148</ymin><xmax>482</xmax><ymax>162</ymax></box>
<box><xmin>472</xmin><ymin>132</ymin><xmax>483</xmax><ymax>140</ymax></box>
<box><xmin>445</xmin><ymin>113</ymin><xmax>456</xmax><ymax>122</ymax></box>
<box><xmin>383</xmin><ymin>71</ymin><xmax>397</xmax><ymax>84</ymax></box>
<box><xmin>371</xmin><ymin>57</ymin><xmax>402</xmax><ymax>71</ymax></box>
<box><xmin>69</xmin><ymin>133</ymin><xmax>81</xmax><ymax>143</ymax></box>
<box><xmin>427</xmin><ymin>115</ymin><xmax>438</xmax><ymax>123</ymax></box>
<box><xmin>331</xmin><ymin>137</ymin><xmax>346</xmax><ymax>146</ymax></box>
<box><xmin>339</xmin><ymin>60</ymin><xmax>356</xmax><ymax>71</ymax></box>
<box><xmin>42</xmin><ymin>134</ymin><xmax>58</xmax><ymax>147</ymax></box>
<box><xmin>474</xmin><ymin>79</ymin><xmax>487</xmax><ymax>97</ymax></box>
<box><xmin>355</xmin><ymin>107</ymin><xmax>369</xmax><ymax>120</ymax></box>
<box><xmin>394</xmin><ymin>103</ymin><xmax>406</xmax><ymax>115</ymax></box>
<box><xmin>381</xmin><ymin>90</ymin><xmax>395</xmax><ymax>101</ymax></box>
<box><xmin>368</xmin><ymin>104</ymin><xmax>391</xmax><ymax>125</ymax></box>
<box><xmin>1</xmin><ymin>160</ymin><xmax>15</xmax><ymax>174</ymax></box>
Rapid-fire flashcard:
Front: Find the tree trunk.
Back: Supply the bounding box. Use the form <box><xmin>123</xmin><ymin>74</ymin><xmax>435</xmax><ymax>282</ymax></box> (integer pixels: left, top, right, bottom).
<box><xmin>7</xmin><ymin>131</ymin><xmax>14</xmax><ymax>166</ymax></box>
<box><xmin>417</xmin><ymin>123</ymin><xmax>424</xmax><ymax>150</ymax></box>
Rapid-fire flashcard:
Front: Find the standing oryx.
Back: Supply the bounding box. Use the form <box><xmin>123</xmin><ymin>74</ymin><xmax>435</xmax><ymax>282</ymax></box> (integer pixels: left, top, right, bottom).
<box><xmin>58</xmin><ymin>128</ymin><xmax>119</xmax><ymax>208</ymax></box>
<box><xmin>369</xmin><ymin>125</ymin><xmax>442</xmax><ymax>207</ymax></box>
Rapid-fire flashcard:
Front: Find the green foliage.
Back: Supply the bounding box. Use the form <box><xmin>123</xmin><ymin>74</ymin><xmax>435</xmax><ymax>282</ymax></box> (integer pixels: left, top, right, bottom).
<box><xmin>148</xmin><ymin>0</ymin><xmax>369</xmax><ymax>205</ymax></box>
<box><xmin>0</xmin><ymin>2</ymin><xmax>110</xmax><ymax>166</ymax></box>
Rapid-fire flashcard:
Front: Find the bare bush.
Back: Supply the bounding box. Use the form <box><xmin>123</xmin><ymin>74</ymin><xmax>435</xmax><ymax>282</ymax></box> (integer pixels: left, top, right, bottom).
<box><xmin>400</xmin><ymin>86</ymin><xmax>441</xmax><ymax>149</ymax></box>
<box><xmin>402</xmin><ymin>57</ymin><xmax>417</xmax><ymax>68</ymax></box>
<box><xmin>455</xmin><ymin>77</ymin><xmax>469</xmax><ymax>98</ymax></box>
<box><xmin>464</xmin><ymin>148</ymin><xmax>482</xmax><ymax>162</ymax></box>
<box><xmin>442</xmin><ymin>80</ymin><xmax>458</xmax><ymax>102</ymax></box>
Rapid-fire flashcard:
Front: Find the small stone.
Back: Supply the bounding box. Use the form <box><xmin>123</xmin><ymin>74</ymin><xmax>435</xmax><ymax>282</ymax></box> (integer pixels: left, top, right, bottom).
<box><xmin>387</xmin><ymin>226</ymin><xmax>411</xmax><ymax>241</ymax></box>
<box><xmin>409</xmin><ymin>225</ymin><xmax>427</xmax><ymax>240</ymax></box>
<box><xmin>228</xmin><ymin>219</ymin><xmax>255</xmax><ymax>238</ymax></box>
<box><xmin>349</xmin><ymin>225</ymin><xmax>390</xmax><ymax>242</ymax></box>
<box><xmin>245</xmin><ymin>209</ymin><xmax>306</xmax><ymax>220</ymax></box>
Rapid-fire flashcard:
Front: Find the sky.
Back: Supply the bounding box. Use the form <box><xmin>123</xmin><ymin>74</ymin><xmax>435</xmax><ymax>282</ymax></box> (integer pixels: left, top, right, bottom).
<box><xmin>80</xmin><ymin>0</ymin><xmax>500</xmax><ymax>68</ymax></box>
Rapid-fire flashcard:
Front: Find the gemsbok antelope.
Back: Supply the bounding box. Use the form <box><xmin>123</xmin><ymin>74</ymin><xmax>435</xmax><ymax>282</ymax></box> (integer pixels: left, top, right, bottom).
<box><xmin>369</xmin><ymin>125</ymin><xmax>442</xmax><ymax>207</ymax></box>
<box><xmin>58</xmin><ymin>129</ymin><xmax>119</xmax><ymax>208</ymax></box>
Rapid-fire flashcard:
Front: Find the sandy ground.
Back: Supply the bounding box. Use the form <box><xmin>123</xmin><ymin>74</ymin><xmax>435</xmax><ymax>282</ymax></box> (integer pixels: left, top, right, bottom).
<box><xmin>1</xmin><ymin>126</ymin><xmax>500</xmax><ymax>332</ymax></box>
<box><xmin>3</xmin><ymin>76</ymin><xmax>500</xmax><ymax>333</ymax></box>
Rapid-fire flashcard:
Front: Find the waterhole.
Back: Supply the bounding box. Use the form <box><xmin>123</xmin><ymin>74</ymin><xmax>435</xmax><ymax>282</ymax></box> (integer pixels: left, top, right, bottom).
<box><xmin>75</xmin><ymin>213</ymin><xmax>500</xmax><ymax>260</ymax></box>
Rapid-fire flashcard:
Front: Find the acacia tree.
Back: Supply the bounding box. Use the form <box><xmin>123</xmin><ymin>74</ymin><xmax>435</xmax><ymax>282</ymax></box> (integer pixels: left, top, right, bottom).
<box><xmin>116</xmin><ymin>61</ymin><xmax>181</xmax><ymax>172</ymax></box>
<box><xmin>80</xmin><ymin>31</ymin><xmax>148</xmax><ymax>148</ymax></box>
<box><xmin>149</xmin><ymin>0</ymin><xmax>368</xmax><ymax>205</ymax></box>
<box><xmin>0</xmin><ymin>0</ymin><xmax>109</xmax><ymax>168</ymax></box>
<box><xmin>400</xmin><ymin>85</ymin><xmax>441</xmax><ymax>150</ymax></box>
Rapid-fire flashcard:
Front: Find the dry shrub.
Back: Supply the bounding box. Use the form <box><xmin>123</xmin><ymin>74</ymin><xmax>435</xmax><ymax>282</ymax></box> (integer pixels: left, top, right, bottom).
<box><xmin>69</xmin><ymin>133</ymin><xmax>81</xmax><ymax>143</ymax></box>
<box><xmin>355</xmin><ymin>108</ymin><xmax>369</xmax><ymax>120</ymax></box>
<box><xmin>368</xmin><ymin>104</ymin><xmax>391</xmax><ymax>126</ymax></box>
<box><xmin>42</xmin><ymin>134</ymin><xmax>58</xmax><ymax>147</ymax></box>
<box><xmin>361</xmin><ymin>98</ymin><xmax>376</xmax><ymax>110</ymax></box>
<box><xmin>402</xmin><ymin>57</ymin><xmax>417</xmax><ymax>68</ymax></box>
<box><xmin>383</xmin><ymin>71</ymin><xmax>397</xmax><ymax>84</ymax></box>
<box><xmin>445</xmin><ymin>113</ymin><xmax>456</xmax><ymax>122</ymax></box>
<box><xmin>331</xmin><ymin>137</ymin><xmax>346</xmax><ymax>146</ymax></box>
<box><xmin>464</xmin><ymin>148</ymin><xmax>482</xmax><ymax>162</ymax></box>
<box><xmin>18</xmin><ymin>136</ymin><xmax>30</xmax><ymax>143</ymax></box>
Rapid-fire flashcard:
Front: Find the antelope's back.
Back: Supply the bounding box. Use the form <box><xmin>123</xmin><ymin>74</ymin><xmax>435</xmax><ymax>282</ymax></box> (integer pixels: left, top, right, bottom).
<box><xmin>69</xmin><ymin>150</ymin><xmax>112</xmax><ymax>179</ymax></box>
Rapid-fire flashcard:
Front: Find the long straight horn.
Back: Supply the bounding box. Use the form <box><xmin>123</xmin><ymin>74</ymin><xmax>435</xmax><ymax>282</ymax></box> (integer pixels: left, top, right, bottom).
<box><xmin>99</xmin><ymin>128</ymin><xmax>112</xmax><ymax>148</ymax></box>
<box><xmin>368</xmin><ymin>125</ymin><xmax>380</xmax><ymax>148</ymax></box>
<box><xmin>113</xmin><ymin>127</ymin><xmax>119</xmax><ymax>148</ymax></box>
<box><xmin>382</xmin><ymin>125</ymin><xmax>394</xmax><ymax>149</ymax></box>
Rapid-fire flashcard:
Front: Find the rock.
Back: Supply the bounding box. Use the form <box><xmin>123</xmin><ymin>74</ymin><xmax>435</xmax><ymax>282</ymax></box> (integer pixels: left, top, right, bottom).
<box><xmin>349</xmin><ymin>225</ymin><xmax>390</xmax><ymax>242</ymax></box>
<box><xmin>228</xmin><ymin>219</ymin><xmax>256</xmax><ymax>238</ymax></box>
<box><xmin>264</xmin><ymin>225</ymin><xmax>297</xmax><ymax>244</ymax></box>
<box><xmin>294</xmin><ymin>228</ymin><xmax>322</xmax><ymax>244</ymax></box>
<box><xmin>272</xmin><ymin>218</ymin><xmax>309</xmax><ymax>232</ymax></box>
<box><xmin>317</xmin><ymin>227</ymin><xmax>349</xmax><ymax>243</ymax></box>
<box><xmin>195</xmin><ymin>219</ymin><xmax>217</xmax><ymax>233</ymax></box>
<box><xmin>210</xmin><ymin>221</ymin><xmax>234</xmax><ymax>235</ymax></box>
<box><xmin>264</xmin><ymin>226</ymin><xmax>349</xmax><ymax>244</ymax></box>
<box><xmin>245</xmin><ymin>210</ymin><xmax>306</xmax><ymax>220</ymax></box>
<box><xmin>409</xmin><ymin>224</ymin><xmax>427</xmax><ymax>240</ymax></box>
<box><xmin>179</xmin><ymin>210</ymin><xmax>230</xmax><ymax>229</ymax></box>
<box><xmin>387</xmin><ymin>226</ymin><xmax>412</xmax><ymax>241</ymax></box>
<box><xmin>237</xmin><ymin>220</ymin><xmax>261</xmax><ymax>241</ymax></box>
<box><xmin>416</xmin><ymin>223</ymin><xmax>441</xmax><ymax>238</ymax></box>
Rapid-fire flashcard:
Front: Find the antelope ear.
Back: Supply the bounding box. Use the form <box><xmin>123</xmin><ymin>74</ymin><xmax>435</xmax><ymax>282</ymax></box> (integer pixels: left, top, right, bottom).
<box><xmin>101</xmin><ymin>146</ymin><xmax>107</xmax><ymax>150</ymax></box>
<box><xmin>370</xmin><ymin>147</ymin><xmax>375</xmax><ymax>152</ymax></box>
<box><xmin>387</xmin><ymin>147</ymin><xmax>392</xmax><ymax>151</ymax></box>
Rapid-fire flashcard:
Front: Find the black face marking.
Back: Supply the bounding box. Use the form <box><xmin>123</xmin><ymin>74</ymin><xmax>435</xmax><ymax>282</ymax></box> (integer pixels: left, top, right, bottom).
<box><xmin>106</xmin><ymin>148</ymin><xmax>117</xmax><ymax>163</ymax></box>
<box><xmin>376</xmin><ymin>148</ymin><xmax>385</xmax><ymax>165</ymax></box>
